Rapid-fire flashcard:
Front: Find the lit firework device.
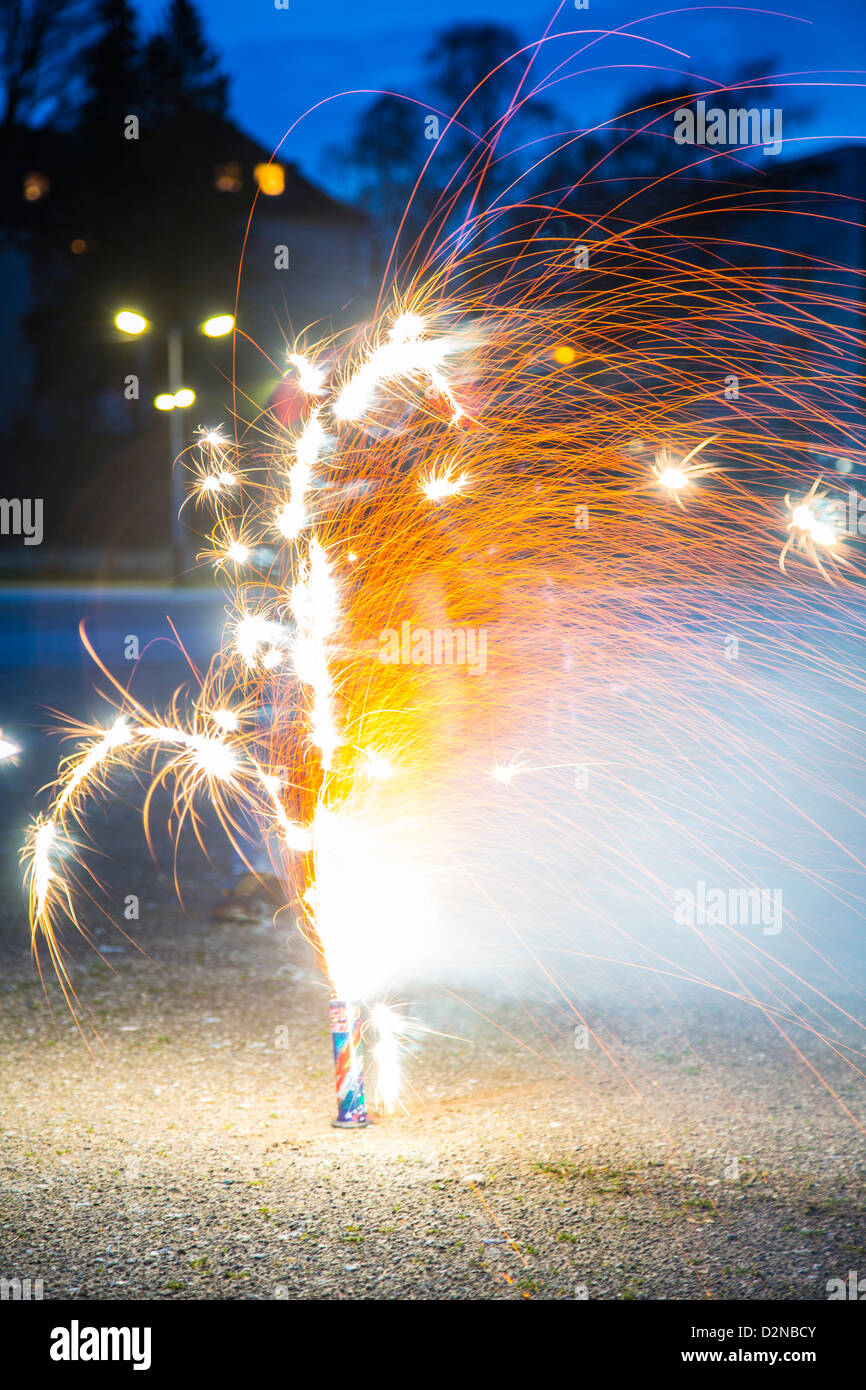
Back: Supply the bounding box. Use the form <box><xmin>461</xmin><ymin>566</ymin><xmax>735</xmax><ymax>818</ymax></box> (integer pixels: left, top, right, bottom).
<box><xmin>21</xmin><ymin>34</ymin><xmax>866</xmax><ymax>1131</ymax></box>
<box><xmin>328</xmin><ymin>1000</ymin><xmax>367</xmax><ymax>1127</ymax></box>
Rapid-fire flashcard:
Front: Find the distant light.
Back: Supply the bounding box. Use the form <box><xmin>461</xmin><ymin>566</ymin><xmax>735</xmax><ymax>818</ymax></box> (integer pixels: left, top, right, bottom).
<box><xmin>254</xmin><ymin>162</ymin><xmax>285</xmax><ymax>197</ymax></box>
<box><xmin>552</xmin><ymin>343</ymin><xmax>576</xmax><ymax>366</ymax></box>
<box><xmin>154</xmin><ymin>393</ymin><xmax>176</xmax><ymax>411</ymax></box>
<box><xmin>214</xmin><ymin>161</ymin><xmax>242</xmax><ymax>193</ymax></box>
<box><xmin>116</xmin><ymin>310</ymin><xmax>148</xmax><ymax>335</ymax></box>
<box><xmin>70</xmin><ymin>239</ymin><xmax>87</xmax><ymax>255</ymax></box>
<box><xmin>23</xmin><ymin>172</ymin><xmax>49</xmax><ymax>202</ymax></box>
<box><xmin>836</xmin><ymin>457</ymin><xmax>854</xmax><ymax>475</ymax></box>
<box><xmin>173</xmin><ymin>388</ymin><xmax>196</xmax><ymax>408</ymax></box>
<box><xmin>202</xmin><ymin>314</ymin><xmax>234</xmax><ymax>338</ymax></box>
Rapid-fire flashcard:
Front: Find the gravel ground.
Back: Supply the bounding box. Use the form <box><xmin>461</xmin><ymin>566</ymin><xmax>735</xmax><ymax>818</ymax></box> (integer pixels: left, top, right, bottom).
<box><xmin>1</xmin><ymin>838</ymin><xmax>864</xmax><ymax>1303</ymax></box>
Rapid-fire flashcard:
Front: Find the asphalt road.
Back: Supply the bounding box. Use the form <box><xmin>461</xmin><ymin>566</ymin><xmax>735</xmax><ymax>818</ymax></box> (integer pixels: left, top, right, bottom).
<box><xmin>1</xmin><ymin>877</ymin><xmax>864</xmax><ymax>1301</ymax></box>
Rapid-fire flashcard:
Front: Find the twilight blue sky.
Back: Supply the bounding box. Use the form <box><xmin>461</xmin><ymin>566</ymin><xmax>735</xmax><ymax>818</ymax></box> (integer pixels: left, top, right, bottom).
<box><xmin>138</xmin><ymin>0</ymin><xmax>866</xmax><ymax>195</ymax></box>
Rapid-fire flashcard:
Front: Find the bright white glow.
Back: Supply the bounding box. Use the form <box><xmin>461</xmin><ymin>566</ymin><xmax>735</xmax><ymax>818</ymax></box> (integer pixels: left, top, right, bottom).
<box><xmin>362</xmin><ymin>749</ymin><xmax>393</xmax><ymax>780</ymax></box>
<box><xmin>202</xmin><ymin>314</ymin><xmax>234</xmax><ymax>338</ymax></box>
<box><xmin>225</xmin><ymin>540</ymin><xmax>250</xmax><ymax>565</ymax></box>
<box><xmin>55</xmin><ymin>717</ymin><xmax>131</xmax><ymax>817</ymax></box>
<box><xmin>291</xmin><ymin>538</ymin><xmax>339</xmax><ymax>769</ymax></box>
<box><xmin>295</xmin><ymin>410</ymin><xmax>326</xmax><ymax>470</ymax></box>
<box><xmin>234</xmin><ymin>614</ymin><xmax>291</xmax><ymax>668</ymax></box>
<box><xmin>236</xmin><ymin>615</ymin><xmax>268</xmax><ymax>666</ymax></box>
<box><xmin>211</xmin><ymin>708</ymin><xmax>238</xmax><ymax>733</ymax></box>
<box><xmin>276</xmin><ymin>410</ymin><xmax>326</xmax><ymax>540</ymax></box>
<box><xmin>192</xmin><ymin>735</ymin><xmax>237</xmax><ymax>781</ymax></box>
<box><xmin>32</xmin><ymin>819</ymin><xmax>56</xmax><ymax>919</ymax></box>
<box><xmin>658</xmin><ymin>466</ymin><xmax>688</xmax><ymax>491</ymax></box>
<box><xmin>201</xmin><ymin>470</ymin><xmax>236</xmax><ymax>496</ymax></box>
<box><xmin>115</xmin><ymin>310</ymin><xmax>147</xmax><ymax>335</ymax></box>
<box><xmin>310</xmin><ymin>806</ymin><xmax>438</xmax><ymax>999</ymax></box>
<box><xmin>371</xmin><ymin>1003</ymin><xmax>407</xmax><ymax>1112</ymax></box>
<box><xmin>138</xmin><ymin>725</ymin><xmax>237</xmax><ymax>783</ymax></box>
<box><xmin>389</xmin><ymin>312</ymin><xmax>425</xmax><ymax>342</ymax></box>
<box><xmin>493</xmin><ymin>756</ymin><xmax>528</xmax><ymax>785</ymax></box>
<box><xmin>0</xmin><ymin>737</ymin><xmax>20</xmax><ymax>761</ymax></box>
<box><xmin>333</xmin><ymin>326</ymin><xmax>460</xmax><ymax>424</ymax></box>
<box><xmin>792</xmin><ymin>503</ymin><xmax>836</xmax><ymax>547</ymax></box>
<box><xmin>420</xmin><ymin>461</ymin><xmax>469</xmax><ymax>501</ymax></box>
<box><xmin>276</xmin><ymin>500</ymin><xmax>305</xmax><ymax>539</ymax></box>
<box><xmin>288</xmin><ymin>352</ymin><xmax>327</xmax><ymax>395</ymax></box>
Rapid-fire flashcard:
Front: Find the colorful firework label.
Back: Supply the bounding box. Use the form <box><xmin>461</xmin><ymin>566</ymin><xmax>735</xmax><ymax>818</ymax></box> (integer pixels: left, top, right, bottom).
<box><xmin>329</xmin><ymin>1000</ymin><xmax>367</xmax><ymax>1125</ymax></box>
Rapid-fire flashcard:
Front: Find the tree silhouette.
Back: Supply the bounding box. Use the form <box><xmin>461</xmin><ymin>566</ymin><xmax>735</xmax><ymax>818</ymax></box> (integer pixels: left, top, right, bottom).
<box><xmin>143</xmin><ymin>0</ymin><xmax>228</xmax><ymax>126</ymax></box>
<box><xmin>0</xmin><ymin>0</ymin><xmax>92</xmax><ymax>135</ymax></box>
<box><xmin>330</xmin><ymin>22</ymin><xmax>557</xmax><ymax>259</ymax></box>
<box><xmin>327</xmin><ymin>94</ymin><xmax>425</xmax><ymax>241</ymax></box>
<box><xmin>79</xmin><ymin>0</ymin><xmax>141</xmax><ymax>137</ymax></box>
<box><xmin>425</xmin><ymin>23</ymin><xmax>534</xmax><ymax>142</ymax></box>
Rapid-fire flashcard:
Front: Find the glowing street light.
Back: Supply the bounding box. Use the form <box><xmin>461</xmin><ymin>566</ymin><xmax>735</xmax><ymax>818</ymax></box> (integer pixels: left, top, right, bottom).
<box><xmin>0</xmin><ymin>735</ymin><xmax>20</xmax><ymax>762</ymax></box>
<box><xmin>115</xmin><ymin>309</ymin><xmax>148</xmax><ymax>336</ymax></box>
<box><xmin>201</xmin><ymin>314</ymin><xmax>234</xmax><ymax>338</ymax></box>
<box><xmin>154</xmin><ymin>389</ymin><xmax>196</xmax><ymax>410</ymax></box>
<box><xmin>113</xmin><ymin>306</ymin><xmax>231</xmax><ymax>575</ymax></box>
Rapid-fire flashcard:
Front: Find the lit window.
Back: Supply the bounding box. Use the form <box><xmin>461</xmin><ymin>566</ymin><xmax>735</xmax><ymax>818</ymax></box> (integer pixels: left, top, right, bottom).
<box><xmin>23</xmin><ymin>172</ymin><xmax>49</xmax><ymax>202</ymax></box>
<box><xmin>254</xmin><ymin>162</ymin><xmax>285</xmax><ymax>197</ymax></box>
<box><xmin>214</xmin><ymin>162</ymin><xmax>242</xmax><ymax>192</ymax></box>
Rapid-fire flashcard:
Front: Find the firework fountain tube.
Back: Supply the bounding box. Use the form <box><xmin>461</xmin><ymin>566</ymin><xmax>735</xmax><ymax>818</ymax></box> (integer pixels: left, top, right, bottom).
<box><xmin>329</xmin><ymin>999</ymin><xmax>368</xmax><ymax>1128</ymax></box>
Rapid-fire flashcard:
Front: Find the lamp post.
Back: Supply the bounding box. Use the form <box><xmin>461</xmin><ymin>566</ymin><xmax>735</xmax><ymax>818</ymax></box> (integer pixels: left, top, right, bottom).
<box><xmin>114</xmin><ymin>309</ymin><xmax>234</xmax><ymax>579</ymax></box>
<box><xmin>167</xmin><ymin>325</ymin><xmax>185</xmax><ymax>576</ymax></box>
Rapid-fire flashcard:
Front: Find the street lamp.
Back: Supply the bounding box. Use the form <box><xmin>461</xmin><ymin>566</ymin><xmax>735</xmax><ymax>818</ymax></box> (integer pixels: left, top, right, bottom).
<box><xmin>113</xmin><ymin>309</ymin><xmax>234</xmax><ymax>577</ymax></box>
<box><xmin>201</xmin><ymin>314</ymin><xmax>234</xmax><ymax>338</ymax></box>
<box><xmin>154</xmin><ymin>389</ymin><xmax>196</xmax><ymax>411</ymax></box>
<box><xmin>115</xmin><ymin>309</ymin><xmax>148</xmax><ymax>336</ymax></box>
